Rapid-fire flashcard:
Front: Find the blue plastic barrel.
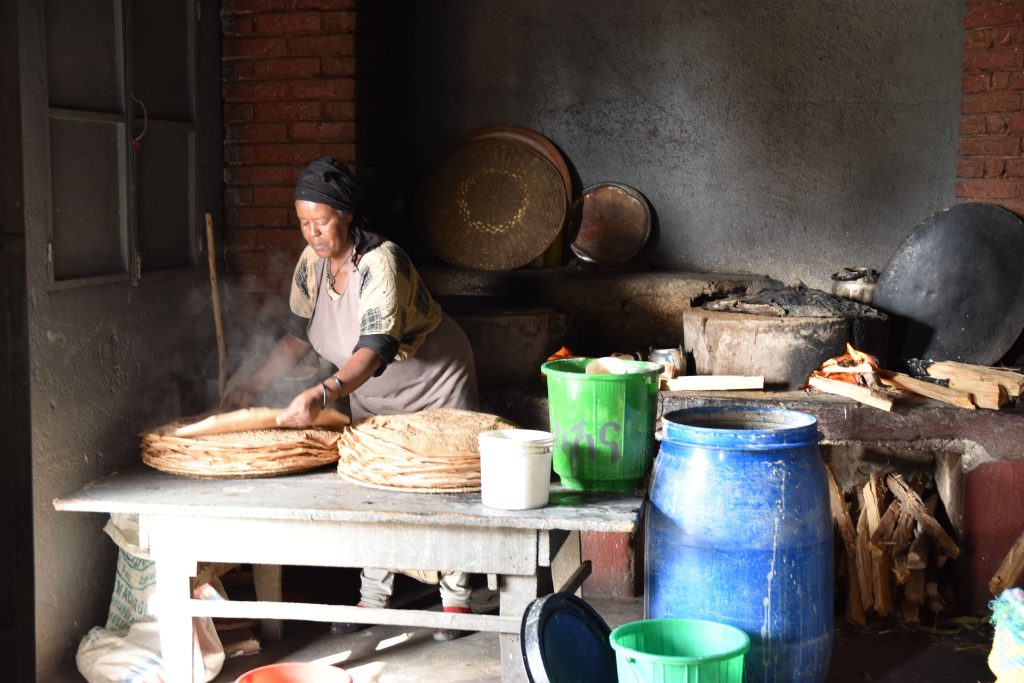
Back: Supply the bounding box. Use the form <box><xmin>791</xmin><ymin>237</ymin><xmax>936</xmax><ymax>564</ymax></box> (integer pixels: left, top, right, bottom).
<box><xmin>646</xmin><ymin>406</ymin><xmax>833</xmax><ymax>683</ymax></box>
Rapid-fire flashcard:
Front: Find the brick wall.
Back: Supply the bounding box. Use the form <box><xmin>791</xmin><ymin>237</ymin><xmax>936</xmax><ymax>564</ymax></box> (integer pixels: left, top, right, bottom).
<box><xmin>959</xmin><ymin>1</ymin><xmax>1024</xmax><ymax>214</ymax></box>
<box><xmin>220</xmin><ymin>0</ymin><xmax>409</xmax><ymax>346</ymax></box>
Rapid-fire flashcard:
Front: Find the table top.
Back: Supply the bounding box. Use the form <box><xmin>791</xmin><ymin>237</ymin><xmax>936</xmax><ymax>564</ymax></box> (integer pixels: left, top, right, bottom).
<box><xmin>53</xmin><ymin>466</ymin><xmax>645</xmax><ymax>533</ymax></box>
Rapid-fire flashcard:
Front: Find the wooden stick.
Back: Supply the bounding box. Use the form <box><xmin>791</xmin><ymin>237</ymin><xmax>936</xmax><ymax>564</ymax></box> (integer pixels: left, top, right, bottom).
<box><xmin>808</xmin><ymin>375</ymin><xmax>894</xmax><ymax>411</ymax></box>
<box><xmin>205</xmin><ymin>212</ymin><xmax>227</xmax><ymax>403</ymax></box>
<box><xmin>879</xmin><ymin>371</ymin><xmax>975</xmax><ymax>410</ymax></box>
<box><xmin>990</xmin><ymin>527</ymin><xmax>1024</xmax><ymax>595</ymax></box>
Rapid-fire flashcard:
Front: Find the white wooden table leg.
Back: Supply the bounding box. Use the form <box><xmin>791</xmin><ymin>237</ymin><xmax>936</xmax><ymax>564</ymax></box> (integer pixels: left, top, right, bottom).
<box><xmin>253</xmin><ymin>563</ymin><xmax>283</xmax><ymax>640</ymax></box>
<box><xmin>153</xmin><ymin>555</ymin><xmax>198</xmax><ymax>683</ymax></box>
<box><xmin>551</xmin><ymin>530</ymin><xmax>582</xmax><ymax>596</ymax></box>
<box><xmin>499</xmin><ymin>574</ymin><xmax>538</xmax><ymax>683</ymax></box>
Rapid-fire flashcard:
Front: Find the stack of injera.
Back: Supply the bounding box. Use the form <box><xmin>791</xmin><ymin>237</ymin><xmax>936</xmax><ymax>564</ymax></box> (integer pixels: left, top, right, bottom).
<box><xmin>337</xmin><ymin>408</ymin><xmax>516</xmax><ymax>492</ymax></box>
<box><xmin>141</xmin><ymin>408</ymin><xmax>346</xmax><ymax>478</ymax></box>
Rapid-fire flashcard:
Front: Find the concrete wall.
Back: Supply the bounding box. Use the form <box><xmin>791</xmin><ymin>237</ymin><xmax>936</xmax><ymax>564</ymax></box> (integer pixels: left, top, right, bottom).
<box><xmin>408</xmin><ymin>0</ymin><xmax>963</xmax><ymax>290</ymax></box>
<box><xmin>15</xmin><ymin>1</ymin><xmax>223</xmax><ymax>677</ymax></box>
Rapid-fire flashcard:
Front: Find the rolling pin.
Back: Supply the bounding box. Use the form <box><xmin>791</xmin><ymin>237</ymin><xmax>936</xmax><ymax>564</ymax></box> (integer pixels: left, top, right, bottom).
<box><xmin>174</xmin><ymin>407</ymin><xmax>350</xmax><ymax>438</ymax></box>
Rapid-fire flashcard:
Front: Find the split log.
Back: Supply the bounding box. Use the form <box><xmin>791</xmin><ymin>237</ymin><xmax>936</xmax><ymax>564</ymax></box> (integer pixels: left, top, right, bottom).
<box><xmin>900</xmin><ymin>594</ymin><xmax>921</xmax><ymax>624</ymax></box>
<box><xmin>907</xmin><ymin>526</ymin><xmax>931</xmax><ymax>571</ymax></box>
<box><xmin>989</xmin><ymin>527</ymin><xmax>1024</xmax><ymax>595</ymax></box>
<box><xmin>808</xmin><ymin>375</ymin><xmax>894</xmax><ymax>411</ymax></box>
<box><xmin>890</xmin><ymin>505</ymin><xmax>917</xmax><ymax>585</ymax></box>
<box><xmin>864</xmin><ymin>475</ymin><xmax>893</xmax><ymax>615</ymax></box>
<box><xmin>879</xmin><ymin>371</ymin><xmax>975</xmax><ymax>410</ymax></box>
<box><xmin>854</xmin><ymin>503</ymin><xmax>875</xmax><ymax>613</ymax></box>
<box><xmin>886</xmin><ymin>474</ymin><xmax>959</xmax><ymax>565</ymax></box>
<box><xmin>905</xmin><ymin>568</ymin><xmax>926</xmax><ymax>604</ymax></box>
<box><xmin>826</xmin><ymin>465</ymin><xmax>866</xmax><ymax>625</ymax></box>
<box><xmin>869</xmin><ymin>500</ymin><xmax>901</xmax><ymax>554</ymax></box>
<box><xmin>927</xmin><ymin>361</ymin><xmax>1024</xmax><ymax>400</ymax></box>
<box><xmin>945</xmin><ymin>378</ymin><xmax>1008</xmax><ymax>410</ymax></box>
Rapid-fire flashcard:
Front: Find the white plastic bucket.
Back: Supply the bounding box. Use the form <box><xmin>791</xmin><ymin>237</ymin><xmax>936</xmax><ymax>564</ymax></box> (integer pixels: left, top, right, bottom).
<box><xmin>479</xmin><ymin>429</ymin><xmax>554</xmax><ymax>510</ymax></box>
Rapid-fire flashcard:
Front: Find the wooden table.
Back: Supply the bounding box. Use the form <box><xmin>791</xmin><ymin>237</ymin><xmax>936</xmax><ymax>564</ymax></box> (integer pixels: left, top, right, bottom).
<box><xmin>54</xmin><ymin>467</ymin><xmax>644</xmax><ymax>683</ymax></box>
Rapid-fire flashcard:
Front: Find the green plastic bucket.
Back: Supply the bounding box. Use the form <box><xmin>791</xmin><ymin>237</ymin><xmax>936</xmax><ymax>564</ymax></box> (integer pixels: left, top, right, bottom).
<box><xmin>609</xmin><ymin>618</ymin><xmax>750</xmax><ymax>683</ymax></box>
<box><xmin>540</xmin><ymin>358</ymin><xmax>662</xmax><ymax>491</ymax></box>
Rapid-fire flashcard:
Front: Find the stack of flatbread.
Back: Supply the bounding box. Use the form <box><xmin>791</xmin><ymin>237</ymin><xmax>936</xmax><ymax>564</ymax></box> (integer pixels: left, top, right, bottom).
<box><xmin>337</xmin><ymin>408</ymin><xmax>516</xmax><ymax>492</ymax></box>
<box><xmin>141</xmin><ymin>407</ymin><xmax>349</xmax><ymax>478</ymax></box>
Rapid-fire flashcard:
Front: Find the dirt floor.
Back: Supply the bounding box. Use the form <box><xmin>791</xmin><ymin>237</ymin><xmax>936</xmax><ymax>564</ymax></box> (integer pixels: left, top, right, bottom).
<box><xmin>212</xmin><ymin>593</ymin><xmax>996</xmax><ymax>683</ymax></box>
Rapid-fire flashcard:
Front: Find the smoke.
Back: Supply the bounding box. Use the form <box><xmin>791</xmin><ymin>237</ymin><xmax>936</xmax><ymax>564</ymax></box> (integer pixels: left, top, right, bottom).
<box><xmin>219</xmin><ymin>284</ymin><xmax>331</xmax><ymax>410</ymax></box>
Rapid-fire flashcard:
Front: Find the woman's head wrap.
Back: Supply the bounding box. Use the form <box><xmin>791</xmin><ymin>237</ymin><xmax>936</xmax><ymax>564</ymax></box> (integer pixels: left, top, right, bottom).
<box><xmin>293</xmin><ymin>157</ymin><xmax>359</xmax><ymax>215</ymax></box>
<box><xmin>293</xmin><ymin>157</ymin><xmax>383</xmax><ymax>254</ymax></box>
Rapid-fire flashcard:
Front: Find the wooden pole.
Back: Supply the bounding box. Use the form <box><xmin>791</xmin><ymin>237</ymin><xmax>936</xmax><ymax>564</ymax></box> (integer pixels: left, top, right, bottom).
<box><xmin>204</xmin><ymin>212</ymin><xmax>227</xmax><ymax>403</ymax></box>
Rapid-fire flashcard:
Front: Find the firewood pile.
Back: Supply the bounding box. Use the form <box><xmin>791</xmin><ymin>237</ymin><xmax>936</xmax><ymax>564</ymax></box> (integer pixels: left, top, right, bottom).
<box><xmin>827</xmin><ymin>466</ymin><xmax>960</xmax><ymax>626</ymax></box>
<box><xmin>808</xmin><ymin>344</ymin><xmax>1024</xmax><ymax>411</ymax></box>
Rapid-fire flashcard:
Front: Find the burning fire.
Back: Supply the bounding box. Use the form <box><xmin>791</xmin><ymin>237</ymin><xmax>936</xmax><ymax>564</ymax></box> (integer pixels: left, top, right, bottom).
<box><xmin>812</xmin><ymin>343</ymin><xmax>881</xmax><ymax>386</ymax></box>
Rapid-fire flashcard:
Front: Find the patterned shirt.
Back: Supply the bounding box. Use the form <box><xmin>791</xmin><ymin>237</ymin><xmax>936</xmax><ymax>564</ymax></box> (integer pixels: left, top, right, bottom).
<box><xmin>287</xmin><ymin>240</ymin><xmax>442</xmax><ymax>368</ymax></box>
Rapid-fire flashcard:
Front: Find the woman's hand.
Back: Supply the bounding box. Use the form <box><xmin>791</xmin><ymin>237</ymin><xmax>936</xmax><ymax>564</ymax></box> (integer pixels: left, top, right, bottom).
<box><xmin>276</xmin><ymin>385</ymin><xmax>323</xmax><ymax>428</ymax></box>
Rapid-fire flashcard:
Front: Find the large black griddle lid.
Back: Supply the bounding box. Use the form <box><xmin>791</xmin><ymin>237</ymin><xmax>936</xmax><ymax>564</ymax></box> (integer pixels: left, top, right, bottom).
<box><xmin>873</xmin><ymin>202</ymin><xmax>1024</xmax><ymax>365</ymax></box>
<box><xmin>520</xmin><ymin>592</ymin><xmax>617</xmax><ymax>683</ymax></box>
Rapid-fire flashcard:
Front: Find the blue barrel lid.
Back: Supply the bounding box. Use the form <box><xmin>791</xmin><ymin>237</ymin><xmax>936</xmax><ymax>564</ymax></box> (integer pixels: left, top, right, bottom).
<box><xmin>663</xmin><ymin>405</ymin><xmax>820</xmax><ymax>450</ymax></box>
<box><xmin>520</xmin><ymin>592</ymin><xmax>617</xmax><ymax>683</ymax></box>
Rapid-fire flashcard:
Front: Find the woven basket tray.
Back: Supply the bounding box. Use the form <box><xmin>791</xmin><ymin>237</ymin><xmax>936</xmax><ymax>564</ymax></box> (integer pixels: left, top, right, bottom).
<box><xmin>141</xmin><ymin>418</ymin><xmax>342</xmax><ymax>479</ymax></box>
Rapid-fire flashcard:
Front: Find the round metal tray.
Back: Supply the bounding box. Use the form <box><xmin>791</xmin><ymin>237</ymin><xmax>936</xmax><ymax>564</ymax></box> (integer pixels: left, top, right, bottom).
<box><xmin>567</xmin><ymin>183</ymin><xmax>651</xmax><ymax>263</ymax></box>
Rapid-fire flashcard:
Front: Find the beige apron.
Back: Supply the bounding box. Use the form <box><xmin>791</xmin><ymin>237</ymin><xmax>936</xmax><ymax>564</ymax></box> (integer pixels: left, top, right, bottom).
<box><xmin>306</xmin><ymin>255</ymin><xmax>479</xmax><ymax>421</ymax></box>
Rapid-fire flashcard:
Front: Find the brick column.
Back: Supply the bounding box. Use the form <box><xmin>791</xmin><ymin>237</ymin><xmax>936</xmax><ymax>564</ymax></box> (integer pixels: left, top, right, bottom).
<box><xmin>220</xmin><ymin>0</ymin><xmax>358</xmax><ymax>337</ymax></box>
<box><xmin>958</xmin><ymin>1</ymin><xmax>1024</xmax><ymax>214</ymax></box>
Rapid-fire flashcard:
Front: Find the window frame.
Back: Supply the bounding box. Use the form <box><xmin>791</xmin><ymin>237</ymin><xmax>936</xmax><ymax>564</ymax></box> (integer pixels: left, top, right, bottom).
<box><xmin>42</xmin><ymin>0</ymin><xmax>200</xmax><ymax>291</ymax></box>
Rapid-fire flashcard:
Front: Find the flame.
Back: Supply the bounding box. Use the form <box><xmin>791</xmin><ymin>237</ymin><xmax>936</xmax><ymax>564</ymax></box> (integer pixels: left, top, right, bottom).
<box><xmin>546</xmin><ymin>345</ymin><xmax>576</xmax><ymax>362</ymax></box>
<box><xmin>813</xmin><ymin>343</ymin><xmax>881</xmax><ymax>385</ymax></box>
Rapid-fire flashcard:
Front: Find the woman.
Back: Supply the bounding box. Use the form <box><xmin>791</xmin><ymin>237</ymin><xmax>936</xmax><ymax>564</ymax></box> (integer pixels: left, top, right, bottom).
<box><xmin>225</xmin><ymin>157</ymin><xmax>478</xmax><ymax>641</ymax></box>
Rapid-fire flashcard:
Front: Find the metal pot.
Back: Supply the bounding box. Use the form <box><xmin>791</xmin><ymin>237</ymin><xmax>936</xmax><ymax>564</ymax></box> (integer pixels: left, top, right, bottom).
<box><xmin>831</xmin><ymin>267</ymin><xmax>879</xmax><ymax>305</ymax></box>
<box><xmin>648</xmin><ymin>346</ymin><xmax>686</xmax><ymax>379</ymax></box>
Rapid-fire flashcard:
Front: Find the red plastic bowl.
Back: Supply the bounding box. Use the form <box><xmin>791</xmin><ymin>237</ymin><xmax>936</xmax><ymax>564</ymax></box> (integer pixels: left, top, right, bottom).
<box><xmin>236</xmin><ymin>662</ymin><xmax>352</xmax><ymax>683</ymax></box>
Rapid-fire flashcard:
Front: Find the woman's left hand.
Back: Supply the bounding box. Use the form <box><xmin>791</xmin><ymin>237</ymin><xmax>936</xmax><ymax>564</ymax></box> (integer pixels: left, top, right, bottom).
<box><xmin>276</xmin><ymin>386</ymin><xmax>323</xmax><ymax>428</ymax></box>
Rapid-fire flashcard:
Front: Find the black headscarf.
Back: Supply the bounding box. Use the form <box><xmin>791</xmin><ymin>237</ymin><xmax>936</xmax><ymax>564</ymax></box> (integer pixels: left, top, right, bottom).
<box><xmin>293</xmin><ymin>157</ymin><xmax>383</xmax><ymax>253</ymax></box>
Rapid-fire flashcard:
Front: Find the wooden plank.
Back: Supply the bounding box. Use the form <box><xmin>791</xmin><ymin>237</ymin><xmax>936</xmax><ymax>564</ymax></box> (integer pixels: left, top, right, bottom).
<box><xmin>145</xmin><ymin>514</ymin><xmax>541</xmax><ymax>576</ymax></box>
<box><xmin>880</xmin><ymin>371</ymin><xmax>975</xmax><ymax>409</ymax></box>
<box><xmin>808</xmin><ymin>375</ymin><xmax>894</xmax><ymax>411</ymax></box>
<box><xmin>989</xmin><ymin>527</ymin><xmax>1024</xmax><ymax>595</ymax></box>
<box><xmin>886</xmin><ymin>474</ymin><xmax>959</xmax><ymax>563</ymax></box>
<box><xmin>187</xmin><ymin>599</ymin><xmax>521</xmax><ymax>632</ymax></box>
<box><xmin>53</xmin><ymin>467</ymin><xmax>644</xmax><ymax>534</ymax></box>
<box><xmin>662</xmin><ymin>375</ymin><xmax>765</xmax><ymax>391</ymax></box>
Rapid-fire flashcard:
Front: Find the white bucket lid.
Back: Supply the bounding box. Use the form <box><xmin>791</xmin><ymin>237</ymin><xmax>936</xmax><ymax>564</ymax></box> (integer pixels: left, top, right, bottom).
<box><xmin>479</xmin><ymin>429</ymin><xmax>555</xmax><ymax>447</ymax></box>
